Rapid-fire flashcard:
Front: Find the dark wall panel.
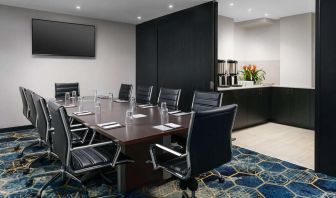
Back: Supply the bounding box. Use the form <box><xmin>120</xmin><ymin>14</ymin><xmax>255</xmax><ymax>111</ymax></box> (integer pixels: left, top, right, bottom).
<box><xmin>136</xmin><ymin>22</ymin><xmax>158</xmax><ymax>104</ymax></box>
<box><xmin>157</xmin><ymin>2</ymin><xmax>216</xmax><ymax>111</ymax></box>
<box><xmin>315</xmin><ymin>0</ymin><xmax>336</xmax><ymax>176</ymax></box>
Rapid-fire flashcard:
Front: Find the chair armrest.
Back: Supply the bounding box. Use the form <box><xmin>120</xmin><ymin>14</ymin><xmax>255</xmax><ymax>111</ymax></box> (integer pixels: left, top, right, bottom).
<box><xmin>70</xmin><ymin>141</ymin><xmax>115</xmax><ymax>151</ymax></box>
<box><xmin>70</xmin><ymin>127</ymin><xmax>88</xmax><ymax>132</ymax></box>
<box><xmin>71</xmin><ymin>123</ymin><xmax>83</xmax><ymax>128</ymax></box>
<box><xmin>153</xmin><ymin>144</ymin><xmax>184</xmax><ymax>157</ymax></box>
<box><xmin>149</xmin><ymin>144</ymin><xmax>186</xmax><ymax>170</ymax></box>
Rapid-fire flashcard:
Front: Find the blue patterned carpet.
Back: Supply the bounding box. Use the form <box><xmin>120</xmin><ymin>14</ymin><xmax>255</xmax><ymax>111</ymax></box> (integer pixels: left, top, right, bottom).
<box><xmin>0</xmin><ymin>129</ymin><xmax>335</xmax><ymax>197</ymax></box>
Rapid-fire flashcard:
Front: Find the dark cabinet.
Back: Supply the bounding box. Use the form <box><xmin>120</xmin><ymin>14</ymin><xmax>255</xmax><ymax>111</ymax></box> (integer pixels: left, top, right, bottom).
<box><xmin>221</xmin><ymin>88</ymin><xmax>271</xmax><ymax>130</ymax></box>
<box><xmin>271</xmin><ymin>87</ymin><xmax>314</xmax><ymax>130</ymax></box>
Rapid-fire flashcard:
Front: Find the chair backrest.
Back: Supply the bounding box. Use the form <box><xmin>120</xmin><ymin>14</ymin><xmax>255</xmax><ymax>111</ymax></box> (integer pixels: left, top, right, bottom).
<box><xmin>26</xmin><ymin>89</ymin><xmax>37</xmax><ymax>127</ymax></box>
<box><xmin>19</xmin><ymin>87</ymin><xmax>29</xmax><ymax>118</ymax></box>
<box><xmin>118</xmin><ymin>84</ymin><xmax>133</xmax><ymax>101</ymax></box>
<box><xmin>186</xmin><ymin>104</ymin><xmax>237</xmax><ymax>177</ymax></box>
<box><xmin>136</xmin><ymin>85</ymin><xmax>153</xmax><ymax>104</ymax></box>
<box><xmin>33</xmin><ymin>93</ymin><xmax>50</xmax><ymax>142</ymax></box>
<box><xmin>191</xmin><ymin>91</ymin><xmax>223</xmax><ymax>112</ymax></box>
<box><xmin>55</xmin><ymin>83</ymin><xmax>80</xmax><ymax>98</ymax></box>
<box><xmin>157</xmin><ymin>88</ymin><xmax>181</xmax><ymax>110</ymax></box>
<box><xmin>48</xmin><ymin>101</ymin><xmax>71</xmax><ymax>166</ymax></box>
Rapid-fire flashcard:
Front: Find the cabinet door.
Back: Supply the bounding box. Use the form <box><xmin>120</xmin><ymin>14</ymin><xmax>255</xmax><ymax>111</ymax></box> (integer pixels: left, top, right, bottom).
<box><xmin>232</xmin><ymin>90</ymin><xmax>248</xmax><ymax>129</ymax></box>
<box><xmin>271</xmin><ymin>88</ymin><xmax>292</xmax><ymax>125</ymax></box>
<box><xmin>247</xmin><ymin>88</ymin><xmax>271</xmax><ymax>126</ymax></box>
<box><xmin>291</xmin><ymin>89</ymin><xmax>311</xmax><ymax>128</ymax></box>
<box><xmin>136</xmin><ymin>22</ymin><xmax>158</xmax><ymax>104</ymax></box>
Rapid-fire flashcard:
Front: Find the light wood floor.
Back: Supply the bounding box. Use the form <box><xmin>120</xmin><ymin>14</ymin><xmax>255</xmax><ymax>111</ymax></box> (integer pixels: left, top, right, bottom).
<box><xmin>232</xmin><ymin>122</ymin><xmax>315</xmax><ymax>170</ymax></box>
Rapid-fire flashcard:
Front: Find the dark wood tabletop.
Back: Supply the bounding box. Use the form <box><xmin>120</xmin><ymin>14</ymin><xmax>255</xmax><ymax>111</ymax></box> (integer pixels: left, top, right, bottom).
<box><xmin>59</xmin><ymin>97</ymin><xmax>190</xmax><ymax>145</ymax></box>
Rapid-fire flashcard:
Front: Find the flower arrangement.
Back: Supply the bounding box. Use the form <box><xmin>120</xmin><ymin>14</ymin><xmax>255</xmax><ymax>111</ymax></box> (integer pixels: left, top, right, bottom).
<box><xmin>240</xmin><ymin>65</ymin><xmax>266</xmax><ymax>84</ymax></box>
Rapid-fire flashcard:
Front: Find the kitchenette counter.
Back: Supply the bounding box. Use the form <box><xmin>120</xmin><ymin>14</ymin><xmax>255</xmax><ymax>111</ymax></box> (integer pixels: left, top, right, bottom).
<box><xmin>217</xmin><ymin>84</ymin><xmax>315</xmax><ymax>91</ymax></box>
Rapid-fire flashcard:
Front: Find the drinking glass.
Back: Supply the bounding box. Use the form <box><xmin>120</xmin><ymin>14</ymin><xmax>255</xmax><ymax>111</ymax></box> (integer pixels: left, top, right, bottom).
<box><xmin>130</xmin><ymin>97</ymin><xmax>136</xmax><ymax>114</ymax></box>
<box><xmin>64</xmin><ymin>92</ymin><xmax>70</xmax><ymax>106</ymax></box>
<box><xmin>78</xmin><ymin>97</ymin><xmax>83</xmax><ymax>112</ymax></box>
<box><xmin>160</xmin><ymin>106</ymin><xmax>169</xmax><ymax>125</ymax></box>
<box><xmin>161</xmin><ymin>102</ymin><xmax>167</xmax><ymax>109</ymax></box>
<box><xmin>93</xmin><ymin>89</ymin><xmax>98</xmax><ymax>102</ymax></box>
<box><xmin>125</xmin><ymin>109</ymin><xmax>133</xmax><ymax>126</ymax></box>
<box><xmin>71</xmin><ymin>91</ymin><xmax>77</xmax><ymax>105</ymax></box>
<box><xmin>109</xmin><ymin>93</ymin><xmax>114</xmax><ymax>103</ymax></box>
<box><xmin>95</xmin><ymin>102</ymin><xmax>101</xmax><ymax>124</ymax></box>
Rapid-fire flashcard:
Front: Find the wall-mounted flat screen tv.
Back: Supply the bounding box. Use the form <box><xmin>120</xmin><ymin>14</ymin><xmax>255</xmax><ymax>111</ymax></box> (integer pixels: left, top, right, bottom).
<box><xmin>32</xmin><ymin>19</ymin><xmax>95</xmax><ymax>57</ymax></box>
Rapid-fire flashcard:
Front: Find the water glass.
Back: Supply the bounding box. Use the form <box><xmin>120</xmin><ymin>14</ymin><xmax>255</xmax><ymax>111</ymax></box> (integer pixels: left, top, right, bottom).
<box><xmin>78</xmin><ymin>97</ymin><xmax>83</xmax><ymax>112</ymax></box>
<box><xmin>71</xmin><ymin>91</ymin><xmax>77</xmax><ymax>105</ymax></box>
<box><xmin>130</xmin><ymin>97</ymin><xmax>136</xmax><ymax>114</ymax></box>
<box><xmin>109</xmin><ymin>93</ymin><xmax>114</xmax><ymax>102</ymax></box>
<box><xmin>95</xmin><ymin>102</ymin><xmax>101</xmax><ymax>124</ymax></box>
<box><xmin>161</xmin><ymin>102</ymin><xmax>167</xmax><ymax>109</ymax></box>
<box><xmin>93</xmin><ymin>89</ymin><xmax>98</xmax><ymax>102</ymax></box>
<box><xmin>160</xmin><ymin>107</ymin><xmax>169</xmax><ymax>125</ymax></box>
<box><xmin>125</xmin><ymin>110</ymin><xmax>133</xmax><ymax>126</ymax></box>
<box><xmin>64</xmin><ymin>92</ymin><xmax>70</xmax><ymax>106</ymax></box>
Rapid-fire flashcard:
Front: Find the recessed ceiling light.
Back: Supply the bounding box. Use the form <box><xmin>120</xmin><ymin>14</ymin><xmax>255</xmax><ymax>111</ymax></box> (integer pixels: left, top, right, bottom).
<box><xmin>265</xmin><ymin>13</ymin><xmax>269</xmax><ymax>17</ymax></box>
<box><xmin>229</xmin><ymin>2</ymin><xmax>234</xmax><ymax>6</ymax></box>
<box><xmin>76</xmin><ymin>6</ymin><xmax>81</xmax><ymax>10</ymax></box>
<box><xmin>248</xmin><ymin>8</ymin><xmax>252</xmax><ymax>12</ymax></box>
<box><xmin>137</xmin><ymin>16</ymin><xmax>142</xmax><ymax>20</ymax></box>
<box><xmin>168</xmin><ymin>4</ymin><xmax>174</xmax><ymax>9</ymax></box>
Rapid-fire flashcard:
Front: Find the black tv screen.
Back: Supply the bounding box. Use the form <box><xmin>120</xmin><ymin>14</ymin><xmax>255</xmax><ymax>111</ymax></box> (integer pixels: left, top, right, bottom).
<box><xmin>32</xmin><ymin>19</ymin><xmax>95</xmax><ymax>57</ymax></box>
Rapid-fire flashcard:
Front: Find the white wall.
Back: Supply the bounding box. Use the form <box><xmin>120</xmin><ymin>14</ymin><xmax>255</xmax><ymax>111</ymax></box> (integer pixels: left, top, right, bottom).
<box><xmin>218</xmin><ymin>16</ymin><xmax>235</xmax><ymax>59</ymax></box>
<box><xmin>218</xmin><ymin>13</ymin><xmax>315</xmax><ymax>87</ymax></box>
<box><xmin>280</xmin><ymin>13</ymin><xmax>315</xmax><ymax>87</ymax></box>
<box><xmin>0</xmin><ymin>5</ymin><xmax>135</xmax><ymax>128</ymax></box>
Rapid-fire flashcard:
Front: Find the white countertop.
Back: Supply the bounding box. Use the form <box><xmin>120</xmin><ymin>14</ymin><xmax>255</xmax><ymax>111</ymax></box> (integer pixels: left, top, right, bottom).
<box><xmin>217</xmin><ymin>84</ymin><xmax>315</xmax><ymax>91</ymax></box>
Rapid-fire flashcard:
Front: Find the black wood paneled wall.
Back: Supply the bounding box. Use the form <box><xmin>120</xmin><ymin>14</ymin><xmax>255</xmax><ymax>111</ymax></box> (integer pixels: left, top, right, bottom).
<box><xmin>136</xmin><ymin>1</ymin><xmax>217</xmax><ymax>111</ymax></box>
<box><xmin>315</xmin><ymin>0</ymin><xmax>336</xmax><ymax>176</ymax></box>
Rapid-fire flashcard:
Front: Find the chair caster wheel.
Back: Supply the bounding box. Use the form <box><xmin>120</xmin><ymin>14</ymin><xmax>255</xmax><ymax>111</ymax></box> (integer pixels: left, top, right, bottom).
<box><xmin>25</xmin><ymin>179</ymin><xmax>33</xmax><ymax>187</ymax></box>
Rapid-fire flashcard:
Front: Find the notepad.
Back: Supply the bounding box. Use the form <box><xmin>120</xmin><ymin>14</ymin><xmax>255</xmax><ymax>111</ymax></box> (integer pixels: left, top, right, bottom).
<box><xmin>114</xmin><ymin>99</ymin><xmax>129</xmax><ymax>103</ymax></box>
<box><xmin>99</xmin><ymin>123</ymin><xmax>123</xmax><ymax>130</ymax></box>
<box><xmin>153</xmin><ymin>125</ymin><xmax>172</xmax><ymax>131</ymax></box>
<box><xmin>97</xmin><ymin>122</ymin><xmax>118</xmax><ymax>128</ymax></box>
<box><xmin>73</xmin><ymin>111</ymin><xmax>94</xmax><ymax>116</ymax></box>
<box><xmin>132</xmin><ymin>114</ymin><xmax>147</xmax><ymax>119</ymax></box>
<box><xmin>64</xmin><ymin>104</ymin><xmax>77</xmax><ymax>108</ymax></box>
<box><xmin>164</xmin><ymin>123</ymin><xmax>182</xmax><ymax>129</ymax></box>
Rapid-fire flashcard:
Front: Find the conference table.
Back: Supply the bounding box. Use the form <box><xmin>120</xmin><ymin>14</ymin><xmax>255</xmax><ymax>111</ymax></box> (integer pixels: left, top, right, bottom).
<box><xmin>59</xmin><ymin>97</ymin><xmax>191</xmax><ymax>193</ymax></box>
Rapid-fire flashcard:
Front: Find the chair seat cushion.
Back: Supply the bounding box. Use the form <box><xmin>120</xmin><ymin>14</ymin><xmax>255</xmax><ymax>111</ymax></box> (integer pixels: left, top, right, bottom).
<box><xmin>71</xmin><ymin>146</ymin><xmax>132</xmax><ymax>170</ymax></box>
<box><xmin>156</xmin><ymin>153</ymin><xmax>189</xmax><ymax>176</ymax></box>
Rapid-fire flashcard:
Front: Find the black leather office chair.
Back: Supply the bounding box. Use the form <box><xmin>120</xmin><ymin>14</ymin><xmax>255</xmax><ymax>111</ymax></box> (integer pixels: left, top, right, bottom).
<box><xmin>55</xmin><ymin>82</ymin><xmax>80</xmax><ymax>98</ymax></box>
<box><xmin>25</xmin><ymin>89</ymin><xmax>37</xmax><ymax>127</ymax></box>
<box><xmin>191</xmin><ymin>91</ymin><xmax>223</xmax><ymax>112</ymax></box>
<box><xmin>157</xmin><ymin>88</ymin><xmax>181</xmax><ymax>110</ymax></box>
<box><xmin>29</xmin><ymin>101</ymin><xmax>133</xmax><ymax>197</ymax></box>
<box><xmin>118</xmin><ymin>84</ymin><xmax>133</xmax><ymax>101</ymax></box>
<box><xmin>19</xmin><ymin>87</ymin><xmax>29</xmax><ymax>119</ymax></box>
<box><xmin>136</xmin><ymin>85</ymin><xmax>153</xmax><ymax>104</ymax></box>
<box><xmin>19</xmin><ymin>93</ymin><xmax>89</xmax><ymax>159</ymax></box>
<box><xmin>150</xmin><ymin>105</ymin><xmax>237</xmax><ymax>198</ymax></box>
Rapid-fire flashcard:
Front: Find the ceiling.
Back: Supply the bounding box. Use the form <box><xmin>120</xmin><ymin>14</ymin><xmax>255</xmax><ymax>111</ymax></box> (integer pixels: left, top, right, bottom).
<box><xmin>0</xmin><ymin>0</ymin><xmax>315</xmax><ymax>24</ymax></box>
<box><xmin>218</xmin><ymin>0</ymin><xmax>315</xmax><ymax>22</ymax></box>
